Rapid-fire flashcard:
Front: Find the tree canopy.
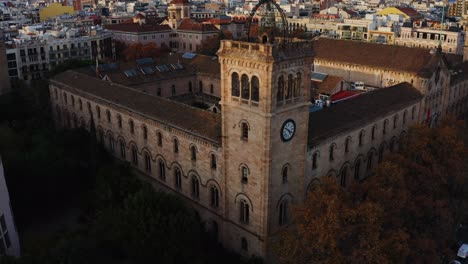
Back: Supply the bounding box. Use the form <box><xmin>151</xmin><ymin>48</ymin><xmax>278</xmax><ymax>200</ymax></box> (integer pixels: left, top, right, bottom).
<box><xmin>275</xmin><ymin>117</ymin><xmax>468</xmax><ymax>264</ymax></box>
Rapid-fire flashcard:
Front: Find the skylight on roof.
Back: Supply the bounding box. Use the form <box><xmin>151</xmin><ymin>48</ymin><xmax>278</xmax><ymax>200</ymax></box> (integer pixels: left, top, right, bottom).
<box><xmin>182</xmin><ymin>52</ymin><xmax>197</xmax><ymax>59</ymax></box>
<box><xmin>141</xmin><ymin>67</ymin><xmax>154</xmax><ymax>75</ymax></box>
<box><xmin>170</xmin><ymin>63</ymin><xmax>184</xmax><ymax>70</ymax></box>
<box><xmin>136</xmin><ymin>57</ymin><xmax>154</xmax><ymax>65</ymax></box>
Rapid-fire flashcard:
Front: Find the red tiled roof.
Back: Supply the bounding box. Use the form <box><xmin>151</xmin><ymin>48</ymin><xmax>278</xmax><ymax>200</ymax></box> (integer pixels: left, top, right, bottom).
<box><xmin>331</xmin><ymin>90</ymin><xmax>359</xmax><ymax>102</ymax></box>
<box><xmin>105</xmin><ymin>23</ymin><xmax>172</xmax><ymax>33</ymax></box>
<box><xmin>395</xmin><ymin>7</ymin><xmax>422</xmax><ymax>19</ymax></box>
<box><xmin>51</xmin><ymin>70</ymin><xmax>221</xmax><ymax>144</ymax></box>
<box><xmin>169</xmin><ymin>0</ymin><xmax>190</xmax><ymax>5</ymax></box>
<box><xmin>312</xmin><ymin>38</ymin><xmax>438</xmax><ymax>76</ymax></box>
<box><xmin>178</xmin><ymin>19</ymin><xmax>218</xmax><ymax>32</ymax></box>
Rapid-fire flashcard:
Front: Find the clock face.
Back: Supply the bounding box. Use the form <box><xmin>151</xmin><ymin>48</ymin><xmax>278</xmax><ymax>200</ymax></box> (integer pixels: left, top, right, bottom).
<box><xmin>281</xmin><ymin>119</ymin><xmax>296</xmax><ymax>142</ymax></box>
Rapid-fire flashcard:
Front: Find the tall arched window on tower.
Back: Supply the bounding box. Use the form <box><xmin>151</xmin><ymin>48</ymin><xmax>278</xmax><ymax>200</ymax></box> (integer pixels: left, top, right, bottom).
<box><xmin>174</xmin><ymin>167</ymin><xmax>182</xmax><ymax>190</ymax></box>
<box><xmin>277</xmin><ymin>75</ymin><xmax>285</xmax><ymax>102</ymax></box>
<box><xmin>279</xmin><ymin>200</ymin><xmax>288</xmax><ymax>226</ymax></box>
<box><xmin>282</xmin><ymin>166</ymin><xmax>288</xmax><ymax>184</ymax></box>
<box><xmin>211</xmin><ymin>153</ymin><xmax>217</xmax><ymax>169</ymax></box>
<box><xmin>286</xmin><ymin>74</ymin><xmax>293</xmax><ymax>99</ymax></box>
<box><xmin>131</xmin><ymin>145</ymin><xmax>138</xmax><ymax>165</ymax></box>
<box><xmin>159</xmin><ymin>160</ymin><xmax>165</xmax><ymax>180</ymax></box>
<box><xmin>251</xmin><ymin>76</ymin><xmax>259</xmax><ymax>102</ymax></box>
<box><xmin>294</xmin><ymin>72</ymin><xmax>301</xmax><ymax>97</ymax></box>
<box><xmin>190</xmin><ymin>146</ymin><xmax>197</xmax><ymax>161</ymax></box>
<box><xmin>210</xmin><ymin>185</ymin><xmax>219</xmax><ymax>208</ymax></box>
<box><xmin>241</xmin><ymin>165</ymin><xmax>249</xmax><ymax>184</ymax></box>
<box><xmin>144</xmin><ymin>152</ymin><xmax>151</xmax><ymax>172</ymax></box>
<box><xmin>231</xmin><ymin>73</ymin><xmax>240</xmax><ymax>97</ymax></box>
<box><xmin>119</xmin><ymin>139</ymin><xmax>126</xmax><ymax>158</ymax></box>
<box><xmin>340</xmin><ymin>167</ymin><xmax>347</xmax><ymax>187</ymax></box>
<box><xmin>129</xmin><ymin>119</ymin><xmax>135</xmax><ymax>134</ymax></box>
<box><xmin>173</xmin><ymin>138</ymin><xmax>179</xmax><ymax>153</ymax></box>
<box><xmin>241</xmin><ymin>74</ymin><xmax>250</xmax><ymax>99</ymax></box>
<box><xmin>191</xmin><ymin>176</ymin><xmax>200</xmax><ymax>199</ymax></box>
<box><xmin>241</xmin><ymin>122</ymin><xmax>249</xmax><ymax>140</ymax></box>
<box><xmin>240</xmin><ymin>199</ymin><xmax>249</xmax><ymax>224</ymax></box>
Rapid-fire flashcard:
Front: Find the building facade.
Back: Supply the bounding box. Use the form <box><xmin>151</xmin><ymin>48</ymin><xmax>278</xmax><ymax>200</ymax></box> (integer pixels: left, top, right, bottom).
<box><xmin>49</xmin><ymin>35</ymin><xmax>432</xmax><ymax>261</ymax></box>
<box><xmin>0</xmin><ymin>157</ymin><xmax>20</xmax><ymax>257</ymax></box>
<box><xmin>0</xmin><ymin>42</ymin><xmax>11</xmax><ymax>94</ymax></box>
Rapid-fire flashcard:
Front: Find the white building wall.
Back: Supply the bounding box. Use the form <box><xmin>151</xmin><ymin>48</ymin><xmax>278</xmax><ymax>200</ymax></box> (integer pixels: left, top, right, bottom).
<box><xmin>0</xmin><ymin>157</ymin><xmax>20</xmax><ymax>257</ymax></box>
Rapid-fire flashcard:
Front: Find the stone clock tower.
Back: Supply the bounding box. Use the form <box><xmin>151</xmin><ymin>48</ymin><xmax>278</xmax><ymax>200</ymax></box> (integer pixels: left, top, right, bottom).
<box><xmin>217</xmin><ymin>37</ymin><xmax>313</xmax><ymax>259</ymax></box>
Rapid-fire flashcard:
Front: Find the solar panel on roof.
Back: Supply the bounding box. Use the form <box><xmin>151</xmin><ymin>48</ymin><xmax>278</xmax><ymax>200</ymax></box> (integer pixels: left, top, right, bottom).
<box><xmin>124</xmin><ymin>69</ymin><xmax>138</xmax><ymax>77</ymax></box>
<box><xmin>136</xmin><ymin>57</ymin><xmax>154</xmax><ymax>65</ymax></box>
<box><xmin>140</xmin><ymin>67</ymin><xmax>155</xmax><ymax>75</ymax></box>
<box><xmin>171</xmin><ymin>63</ymin><xmax>184</xmax><ymax>70</ymax></box>
<box><xmin>182</xmin><ymin>52</ymin><xmax>197</xmax><ymax>59</ymax></box>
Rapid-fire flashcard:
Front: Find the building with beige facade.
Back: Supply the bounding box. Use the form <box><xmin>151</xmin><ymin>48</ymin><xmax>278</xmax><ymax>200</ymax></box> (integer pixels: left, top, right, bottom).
<box><xmin>49</xmin><ymin>33</ymin><xmax>439</xmax><ymax>261</ymax></box>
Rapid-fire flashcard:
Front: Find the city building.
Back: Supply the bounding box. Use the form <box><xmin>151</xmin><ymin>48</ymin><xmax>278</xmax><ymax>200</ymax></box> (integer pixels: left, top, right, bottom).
<box><xmin>39</xmin><ymin>3</ymin><xmax>74</xmax><ymax>22</ymax></box>
<box><xmin>49</xmin><ymin>36</ymin><xmax>431</xmax><ymax>260</ymax></box>
<box><xmin>0</xmin><ymin>157</ymin><xmax>20</xmax><ymax>257</ymax></box>
<box><xmin>5</xmin><ymin>28</ymin><xmax>114</xmax><ymax>81</ymax></box>
<box><xmin>0</xmin><ymin>41</ymin><xmax>11</xmax><ymax>94</ymax></box>
<box><xmin>106</xmin><ymin>23</ymin><xmax>172</xmax><ymax>46</ymax></box>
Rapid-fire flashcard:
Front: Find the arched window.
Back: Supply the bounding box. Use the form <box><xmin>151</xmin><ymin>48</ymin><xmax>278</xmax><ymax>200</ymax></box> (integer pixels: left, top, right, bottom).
<box><xmin>393</xmin><ymin>114</ymin><xmax>398</xmax><ymax>129</ymax></box>
<box><xmin>241</xmin><ymin>74</ymin><xmax>249</xmax><ymax>99</ymax></box>
<box><xmin>279</xmin><ymin>200</ymin><xmax>288</xmax><ymax>226</ymax></box>
<box><xmin>251</xmin><ymin>76</ymin><xmax>259</xmax><ymax>102</ymax></box>
<box><xmin>159</xmin><ymin>160</ymin><xmax>165</xmax><ymax>180</ymax></box>
<box><xmin>171</xmin><ymin>84</ymin><xmax>176</xmax><ymax>96</ymax></box>
<box><xmin>411</xmin><ymin>106</ymin><xmax>416</xmax><ymax>120</ymax></box>
<box><xmin>286</xmin><ymin>74</ymin><xmax>293</xmax><ymax>99</ymax></box>
<box><xmin>354</xmin><ymin>159</ymin><xmax>361</xmax><ymax>180</ymax></box>
<box><xmin>367</xmin><ymin>151</ymin><xmax>373</xmax><ymax>170</ymax></box>
<box><xmin>383</xmin><ymin>120</ymin><xmax>388</xmax><ymax>135</ymax></box>
<box><xmin>131</xmin><ymin>145</ymin><xmax>138</xmax><ymax>165</ymax></box>
<box><xmin>199</xmin><ymin>80</ymin><xmax>203</xmax><ymax>93</ymax></box>
<box><xmin>106</xmin><ymin>109</ymin><xmax>111</xmax><ymax>122</ymax></box>
<box><xmin>189</xmin><ymin>81</ymin><xmax>193</xmax><ymax>93</ymax></box>
<box><xmin>211</xmin><ymin>154</ymin><xmax>217</xmax><ymax>169</ymax></box>
<box><xmin>340</xmin><ymin>167</ymin><xmax>347</xmax><ymax>187</ymax></box>
<box><xmin>174</xmin><ymin>167</ymin><xmax>182</xmax><ymax>190</ymax></box>
<box><xmin>329</xmin><ymin>144</ymin><xmax>335</xmax><ymax>161</ymax></box>
<box><xmin>282</xmin><ymin>166</ymin><xmax>288</xmax><ymax>184</ymax></box>
<box><xmin>144</xmin><ymin>152</ymin><xmax>151</xmax><ymax>172</ymax></box>
<box><xmin>108</xmin><ymin>134</ymin><xmax>115</xmax><ymax>153</ymax></box>
<box><xmin>71</xmin><ymin>95</ymin><xmax>75</xmax><ymax>107</ymax></box>
<box><xmin>277</xmin><ymin>76</ymin><xmax>285</xmax><ymax>102</ymax></box>
<box><xmin>312</xmin><ymin>152</ymin><xmax>319</xmax><ymax>169</ymax></box>
<box><xmin>241</xmin><ymin>122</ymin><xmax>249</xmax><ymax>140</ymax></box>
<box><xmin>231</xmin><ymin>73</ymin><xmax>240</xmax><ymax>97</ymax></box>
<box><xmin>371</xmin><ymin>125</ymin><xmax>376</xmax><ymax>140</ymax></box>
<box><xmin>78</xmin><ymin>99</ymin><xmax>83</xmax><ymax>111</ymax></box>
<box><xmin>190</xmin><ymin>146</ymin><xmax>197</xmax><ymax>161</ymax></box>
<box><xmin>378</xmin><ymin>145</ymin><xmax>385</xmax><ymax>163</ymax></box>
<box><xmin>210</xmin><ymin>185</ymin><xmax>219</xmax><ymax>208</ymax></box>
<box><xmin>241</xmin><ymin>165</ymin><xmax>249</xmax><ymax>184</ymax></box>
<box><xmin>142</xmin><ymin>125</ymin><xmax>148</xmax><ymax>140</ymax></box>
<box><xmin>240</xmin><ymin>199</ymin><xmax>249</xmax><ymax>224</ymax></box>
<box><xmin>157</xmin><ymin>131</ymin><xmax>162</xmax><ymax>146</ymax></box>
<box><xmin>119</xmin><ymin>139</ymin><xmax>126</xmax><ymax>158</ymax></box>
<box><xmin>63</xmin><ymin>93</ymin><xmax>68</xmax><ymax>104</ymax></box>
<box><xmin>191</xmin><ymin>176</ymin><xmax>199</xmax><ymax>198</ymax></box>
<box><xmin>241</xmin><ymin>237</ymin><xmax>248</xmax><ymax>251</ymax></box>
<box><xmin>359</xmin><ymin>130</ymin><xmax>364</xmax><ymax>146</ymax></box>
<box><xmin>294</xmin><ymin>72</ymin><xmax>301</xmax><ymax>97</ymax></box>
<box><xmin>210</xmin><ymin>84</ymin><xmax>214</xmax><ymax>94</ymax></box>
<box><xmin>173</xmin><ymin>138</ymin><xmax>179</xmax><ymax>153</ymax></box>
<box><xmin>96</xmin><ymin>106</ymin><xmax>101</xmax><ymax>119</ymax></box>
<box><xmin>403</xmin><ymin>110</ymin><xmax>407</xmax><ymax>124</ymax></box>
<box><xmin>117</xmin><ymin>115</ymin><xmax>122</xmax><ymax>128</ymax></box>
<box><xmin>129</xmin><ymin>119</ymin><xmax>134</xmax><ymax>134</ymax></box>
<box><xmin>345</xmin><ymin>137</ymin><xmax>350</xmax><ymax>153</ymax></box>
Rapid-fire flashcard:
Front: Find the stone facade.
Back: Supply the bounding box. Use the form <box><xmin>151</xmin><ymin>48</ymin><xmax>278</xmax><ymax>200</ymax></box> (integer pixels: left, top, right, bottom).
<box><xmin>50</xmin><ymin>38</ymin><xmax>431</xmax><ymax>262</ymax></box>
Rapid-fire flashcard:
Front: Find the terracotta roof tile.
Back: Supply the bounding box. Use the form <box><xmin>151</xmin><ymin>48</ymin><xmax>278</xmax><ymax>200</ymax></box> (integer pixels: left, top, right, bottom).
<box><xmin>51</xmin><ymin>70</ymin><xmax>221</xmax><ymax>144</ymax></box>
<box><xmin>178</xmin><ymin>19</ymin><xmax>219</xmax><ymax>32</ymax></box>
<box><xmin>312</xmin><ymin>38</ymin><xmax>437</xmax><ymax>76</ymax></box>
<box><xmin>308</xmin><ymin>82</ymin><xmax>422</xmax><ymax>147</ymax></box>
<box><xmin>105</xmin><ymin>23</ymin><xmax>172</xmax><ymax>33</ymax></box>
<box><xmin>314</xmin><ymin>75</ymin><xmax>343</xmax><ymax>95</ymax></box>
